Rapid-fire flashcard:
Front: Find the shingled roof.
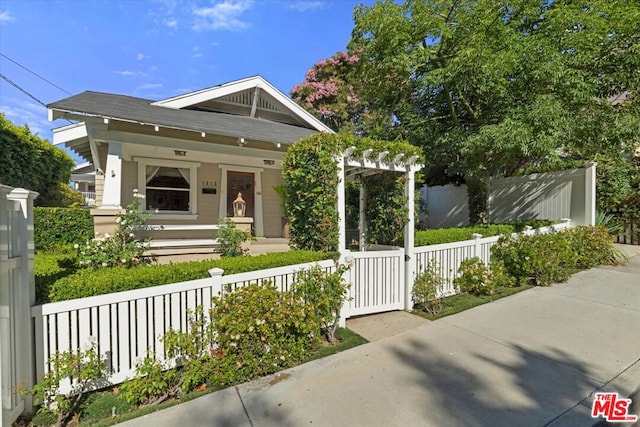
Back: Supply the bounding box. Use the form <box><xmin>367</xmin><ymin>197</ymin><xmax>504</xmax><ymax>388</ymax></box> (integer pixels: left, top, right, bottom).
<box><xmin>48</xmin><ymin>91</ymin><xmax>320</xmax><ymax>146</ymax></box>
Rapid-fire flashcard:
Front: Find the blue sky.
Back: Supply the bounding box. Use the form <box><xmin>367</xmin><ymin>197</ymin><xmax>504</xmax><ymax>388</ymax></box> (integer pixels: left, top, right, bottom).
<box><xmin>0</xmin><ymin>0</ymin><xmax>374</xmax><ymax>151</ymax></box>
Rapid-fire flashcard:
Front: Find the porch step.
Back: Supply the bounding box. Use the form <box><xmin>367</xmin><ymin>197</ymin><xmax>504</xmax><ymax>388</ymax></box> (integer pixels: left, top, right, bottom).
<box><xmin>144</xmin><ymin>239</ymin><xmax>220</xmax><ymax>257</ymax></box>
<box><xmin>148</xmin><ymin>238</ymin><xmax>219</xmax><ymax>248</ymax></box>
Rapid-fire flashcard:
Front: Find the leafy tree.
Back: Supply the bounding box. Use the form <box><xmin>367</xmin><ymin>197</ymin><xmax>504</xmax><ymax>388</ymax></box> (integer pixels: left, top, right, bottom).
<box><xmin>0</xmin><ymin>114</ymin><xmax>77</xmax><ymax>206</ymax></box>
<box><xmin>348</xmin><ymin>0</ymin><xmax>640</xmax><ymax>223</ymax></box>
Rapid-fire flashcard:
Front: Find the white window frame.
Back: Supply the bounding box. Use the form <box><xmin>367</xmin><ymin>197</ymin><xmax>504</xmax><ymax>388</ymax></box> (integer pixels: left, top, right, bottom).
<box><xmin>135</xmin><ymin>157</ymin><xmax>200</xmax><ymax>220</ymax></box>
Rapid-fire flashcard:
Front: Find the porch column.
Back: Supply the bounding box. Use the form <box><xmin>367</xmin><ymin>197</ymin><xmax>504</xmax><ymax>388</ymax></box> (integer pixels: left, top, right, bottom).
<box><xmin>101</xmin><ymin>141</ymin><xmax>122</xmax><ymax>208</ymax></box>
<box><xmin>404</xmin><ymin>168</ymin><xmax>416</xmax><ymax>311</ymax></box>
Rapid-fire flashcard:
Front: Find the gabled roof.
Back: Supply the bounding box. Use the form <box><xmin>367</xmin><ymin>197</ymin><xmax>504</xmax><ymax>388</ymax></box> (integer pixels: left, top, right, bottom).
<box><xmin>48</xmin><ymin>90</ymin><xmax>322</xmax><ymax>146</ymax></box>
<box><xmin>152</xmin><ymin>76</ymin><xmax>331</xmax><ymax>132</ymax></box>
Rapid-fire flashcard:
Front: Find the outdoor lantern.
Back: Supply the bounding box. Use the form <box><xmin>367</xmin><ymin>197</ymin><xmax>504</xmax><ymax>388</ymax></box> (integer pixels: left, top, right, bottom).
<box><xmin>232</xmin><ymin>192</ymin><xmax>246</xmax><ymax>217</ymax></box>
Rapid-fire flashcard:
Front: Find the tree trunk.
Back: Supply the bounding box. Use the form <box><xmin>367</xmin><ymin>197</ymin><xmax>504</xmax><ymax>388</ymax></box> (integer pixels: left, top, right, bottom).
<box><xmin>467</xmin><ymin>177</ymin><xmax>489</xmax><ymax>225</ymax></box>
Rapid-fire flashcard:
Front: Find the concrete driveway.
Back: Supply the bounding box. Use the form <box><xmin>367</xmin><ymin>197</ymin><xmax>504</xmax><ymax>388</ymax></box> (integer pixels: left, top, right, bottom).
<box><xmin>120</xmin><ymin>248</ymin><xmax>640</xmax><ymax>427</ymax></box>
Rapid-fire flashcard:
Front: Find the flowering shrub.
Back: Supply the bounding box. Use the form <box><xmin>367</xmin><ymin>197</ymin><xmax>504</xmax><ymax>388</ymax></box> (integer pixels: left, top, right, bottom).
<box><xmin>75</xmin><ymin>191</ymin><xmax>153</xmax><ymax>269</ymax></box>
<box><xmin>454</xmin><ymin>257</ymin><xmax>496</xmax><ymax>296</ymax></box>
<box><xmin>291</xmin><ymin>263</ymin><xmax>350</xmax><ymax>343</ymax></box>
<box><xmin>20</xmin><ymin>339</ymin><xmax>109</xmax><ymax>426</ymax></box>
<box><xmin>491</xmin><ymin>226</ymin><xmax>619</xmax><ymax>287</ymax></box>
<box><xmin>411</xmin><ymin>262</ymin><xmax>445</xmax><ymax>316</ymax></box>
<box><xmin>211</xmin><ymin>283</ymin><xmax>322</xmax><ymax>383</ymax></box>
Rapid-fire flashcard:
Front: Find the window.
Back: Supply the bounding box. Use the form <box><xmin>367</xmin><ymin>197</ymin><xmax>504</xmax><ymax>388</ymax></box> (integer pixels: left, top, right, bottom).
<box><xmin>145</xmin><ymin>166</ymin><xmax>190</xmax><ymax>211</ymax></box>
<box><xmin>136</xmin><ymin>158</ymin><xmax>199</xmax><ymax>216</ymax></box>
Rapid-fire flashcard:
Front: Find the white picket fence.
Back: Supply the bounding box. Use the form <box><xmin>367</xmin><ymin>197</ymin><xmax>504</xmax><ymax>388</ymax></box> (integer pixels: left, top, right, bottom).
<box><xmin>414</xmin><ymin>220</ymin><xmax>573</xmax><ymax>295</ymax></box>
<box><xmin>31</xmin><ymin>259</ymin><xmax>337</xmax><ymax>392</ymax></box>
<box><xmin>28</xmin><ymin>220</ymin><xmax>573</xmax><ymax>395</ymax></box>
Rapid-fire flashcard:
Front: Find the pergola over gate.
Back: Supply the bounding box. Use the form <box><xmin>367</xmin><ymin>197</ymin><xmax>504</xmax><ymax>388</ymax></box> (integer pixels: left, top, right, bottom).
<box><xmin>335</xmin><ymin>147</ymin><xmax>423</xmax><ymax>317</ymax></box>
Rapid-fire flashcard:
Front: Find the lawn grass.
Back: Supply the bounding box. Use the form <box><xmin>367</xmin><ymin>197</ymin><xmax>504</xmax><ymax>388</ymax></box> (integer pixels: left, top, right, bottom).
<box><xmin>39</xmin><ymin>328</ymin><xmax>367</xmax><ymax>427</ymax></box>
<box><xmin>412</xmin><ymin>285</ymin><xmax>533</xmax><ymax>321</ymax></box>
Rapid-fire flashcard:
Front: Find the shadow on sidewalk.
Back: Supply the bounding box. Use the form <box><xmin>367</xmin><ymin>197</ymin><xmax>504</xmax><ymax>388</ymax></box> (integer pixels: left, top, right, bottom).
<box><xmin>391</xmin><ymin>338</ymin><xmax>599</xmax><ymax>426</ymax></box>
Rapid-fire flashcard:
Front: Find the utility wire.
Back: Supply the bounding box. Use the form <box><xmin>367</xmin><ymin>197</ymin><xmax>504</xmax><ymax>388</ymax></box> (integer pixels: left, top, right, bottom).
<box><xmin>0</xmin><ymin>72</ymin><xmax>73</xmax><ymax>125</ymax></box>
<box><xmin>0</xmin><ymin>72</ymin><xmax>47</xmax><ymax>107</ymax></box>
<box><xmin>0</xmin><ymin>52</ymin><xmax>72</xmax><ymax>95</ymax></box>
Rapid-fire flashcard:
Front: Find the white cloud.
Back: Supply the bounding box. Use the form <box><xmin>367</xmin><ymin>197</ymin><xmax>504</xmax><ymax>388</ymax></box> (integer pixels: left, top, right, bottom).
<box><xmin>0</xmin><ymin>10</ymin><xmax>14</xmax><ymax>23</ymax></box>
<box><xmin>138</xmin><ymin>83</ymin><xmax>163</xmax><ymax>90</ymax></box>
<box><xmin>136</xmin><ymin>53</ymin><xmax>149</xmax><ymax>61</ymax></box>
<box><xmin>114</xmin><ymin>70</ymin><xmax>150</xmax><ymax>78</ymax></box>
<box><xmin>165</xmin><ymin>18</ymin><xmax>178</xmax><ymax>28</ymax></box>
<box><xmin>288</xmin><ymin>1</ymin><xmax>326</xmax><ymax>12</ymax></box>
<box><xmin>192</xmin><ymin>0</ymin><xmax>252</xmax><ymax>32</ymax></box>
<box><xmin>192</xmin><ymin>46</ymin><xmax>203</xmax><ymax>58</ymax></box>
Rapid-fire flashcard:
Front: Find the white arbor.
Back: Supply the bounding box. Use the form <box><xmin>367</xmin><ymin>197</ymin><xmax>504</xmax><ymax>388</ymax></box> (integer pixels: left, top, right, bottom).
<box><xmin>336</xmin><ymin>147</ymin><xmax>423</xmax><ymax>310</ymax></box>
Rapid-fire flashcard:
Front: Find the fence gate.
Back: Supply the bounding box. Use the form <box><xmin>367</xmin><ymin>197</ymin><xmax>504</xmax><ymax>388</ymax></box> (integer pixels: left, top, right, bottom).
<box><xmin>0</xmin><ymin>186</ymin><xmax>36</xmax><ymax>427</ymax></box>
<box><xmin>344</xmin><ymin>249</ymin><xmax>405</xmax><ymax>318</ymax></box>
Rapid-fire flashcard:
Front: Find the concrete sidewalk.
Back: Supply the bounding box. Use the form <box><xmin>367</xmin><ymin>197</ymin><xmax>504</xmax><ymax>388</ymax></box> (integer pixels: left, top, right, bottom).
<box><xmin>120</xmin><ymin>249</ymin><xmax>640</xmax><ymax>427</ymax></box>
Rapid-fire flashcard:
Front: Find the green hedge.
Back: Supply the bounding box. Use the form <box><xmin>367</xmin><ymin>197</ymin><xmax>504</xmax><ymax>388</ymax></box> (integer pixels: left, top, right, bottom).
<box><xmin>414</xmin><ymin>220</ymin><xmax>556</xmax><ymax>246</ymax></box>
<box><xmin>34</xmin><ymin>252</ymin><xmax>78</xmax><ymax>304</ymax></box>
<box><xmin>415</xmin><ymin>224</ymin><xmax>515</xmax><ymax>246</ymax></box>
<box><xmin>49</xmin><ymin>250</ymin><xmax>334</xmax><ymax>302</ymax></box>
<box><xmin>34</xmin><ymin>207</ymin><xmax>94</xmax><ymax>251</ymax></box>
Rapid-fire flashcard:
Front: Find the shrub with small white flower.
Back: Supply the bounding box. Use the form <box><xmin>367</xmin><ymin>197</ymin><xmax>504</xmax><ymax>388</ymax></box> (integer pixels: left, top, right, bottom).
<box><xmin>76</xmin><ymin>190</ymin><xmax>154</xmax><ymax>269</ymax></box>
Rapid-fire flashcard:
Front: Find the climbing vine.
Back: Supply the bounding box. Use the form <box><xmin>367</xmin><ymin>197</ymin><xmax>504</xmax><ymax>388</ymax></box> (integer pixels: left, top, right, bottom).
<box><xmin>282</xmin><ymin>132</ymin><xmax>422</xmax><ymax>251</ymax></box>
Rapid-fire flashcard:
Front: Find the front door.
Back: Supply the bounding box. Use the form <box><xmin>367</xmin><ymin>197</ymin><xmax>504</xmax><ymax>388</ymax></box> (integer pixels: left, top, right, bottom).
<box><xmin>227</xmin><ymin>171</ymin><xmax>254</xmax><ymax>217</ymax></box>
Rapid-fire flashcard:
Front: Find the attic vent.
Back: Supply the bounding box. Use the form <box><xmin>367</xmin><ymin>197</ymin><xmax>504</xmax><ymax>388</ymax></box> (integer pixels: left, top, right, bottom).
<box><xmin>222</xmin><ymin>91</ymin><xmax>252</xmax><ymax>106</ymax></box>
<box><xmin>219</xmin><ymin>90</ymin><xmax>283</xmax><ymax>112</ymax></box>
<box><xmin>258</xmin><ymin>97</ymin><xmax>280</xmax><ymax>112</ymax></box>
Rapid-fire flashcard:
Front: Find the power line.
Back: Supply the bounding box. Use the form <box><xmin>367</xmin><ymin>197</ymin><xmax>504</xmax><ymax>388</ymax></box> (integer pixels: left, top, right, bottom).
<box><xmin>0</xmin><ymin>52</ymin><xmax>72</xmax><ymax>95</ymax></box>
<box><xmin>0</xmin><ymin>72</ymin><xmax>47</xmax><ymax>107</ymax></box>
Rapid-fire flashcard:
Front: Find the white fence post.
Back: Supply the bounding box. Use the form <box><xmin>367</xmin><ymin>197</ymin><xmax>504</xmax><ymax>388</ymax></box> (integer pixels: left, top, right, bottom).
<box><xmin>7</xmin><ymin>189</ymin><xmax>37</xmax><ymax>414</ymax></box>
<box><xmin>338</xmin><ymin>250</ymin><xmax>351</xmax><ymax>328</ymax></box>
<box><xmin>584</xmin><ymin>162</ymin><xmax>596</xmax><ymax>226</ymax></box>
<box><xmin>404</xmin><ymin>169</ymin><xmax>416</xmax><ymax>311</ymax></box>
<box><xmin>0</xmin><ymin>185</ymin><xmax>11</xmax><ymax>427</ymax></box>
<box><xmin>1</xmin><ymin>186</ymin><xmax>37</xmax><ymax>426</ymax></box>
<box><xmin>472</xmin><ymin>233</ymin><xmax>482</xmax><ymax>260</ymax></box>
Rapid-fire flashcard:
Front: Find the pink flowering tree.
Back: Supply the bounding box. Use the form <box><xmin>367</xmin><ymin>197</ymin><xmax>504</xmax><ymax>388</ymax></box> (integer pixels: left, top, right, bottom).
<box><xmin>290</xmin><ymin>51</ymin><xmax>364</xmax><ymax>132</ymax></box>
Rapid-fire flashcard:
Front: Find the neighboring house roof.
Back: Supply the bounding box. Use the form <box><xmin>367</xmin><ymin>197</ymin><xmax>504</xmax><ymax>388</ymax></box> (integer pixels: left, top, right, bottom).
<box><xmin>48</xmin><ymin>75</ymin><xmax>333</xmax><ymax>162</ymax></box>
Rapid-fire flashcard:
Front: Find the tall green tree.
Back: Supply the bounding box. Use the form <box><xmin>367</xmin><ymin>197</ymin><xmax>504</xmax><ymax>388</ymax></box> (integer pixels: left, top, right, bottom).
<box><xmin>348</xmin><ymin>0</ymin><xmax>640</xmax><ymax>223</ymax></box>
<box><xmin>0</xmin><ymin>113</ymin><xmax>77</xmax><ymax>206</ymax></box>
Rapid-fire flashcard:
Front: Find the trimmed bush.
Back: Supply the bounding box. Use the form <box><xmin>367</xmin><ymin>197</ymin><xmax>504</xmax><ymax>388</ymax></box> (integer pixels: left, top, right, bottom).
<box><xmin>415</xmin><ymin>224</ymin><xmax>515</xmax><ymax>246</ymax></box>
<box><xmin>34</xmin><ymin>252</ymin><xmax>78</xmax><ymax>304</ymax></box>
<box><xmin>34</xmin><ymin>207</ymin><xmax>93</xmax><ymax>251</ymax></box>
<box><xmin>414</xmin><ymin>221</ymin><xmax>556</xmax><ymax>246</ymax></box>
<box><xmin>49</xmin><ymin>250</ymin><xmax>333</xmax><ymax>302</ymax></box>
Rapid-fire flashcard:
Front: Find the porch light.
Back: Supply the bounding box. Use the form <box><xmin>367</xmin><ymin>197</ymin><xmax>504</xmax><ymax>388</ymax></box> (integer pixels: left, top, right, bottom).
<box><xmin>232</xmin><ymin>192</ymin><xmax>247</xmax><ymax>217</ymax></box>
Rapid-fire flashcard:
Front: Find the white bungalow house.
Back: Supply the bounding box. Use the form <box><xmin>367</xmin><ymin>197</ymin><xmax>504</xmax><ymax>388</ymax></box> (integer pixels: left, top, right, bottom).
<box><xmin>48</xmin><ymin>76</ymin><xmax>333</xmax><ymax>241</ymax></box>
